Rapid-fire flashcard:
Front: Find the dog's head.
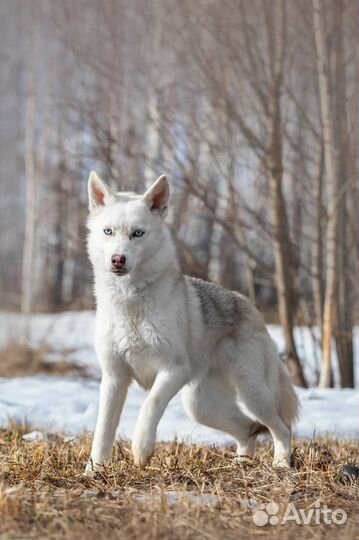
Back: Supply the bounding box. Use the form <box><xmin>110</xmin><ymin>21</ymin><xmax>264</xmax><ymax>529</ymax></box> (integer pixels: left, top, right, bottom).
<box><xmin>87</xmin><ymin>172</ymin><xmax>170</xmax><ymax>277</ymax></box>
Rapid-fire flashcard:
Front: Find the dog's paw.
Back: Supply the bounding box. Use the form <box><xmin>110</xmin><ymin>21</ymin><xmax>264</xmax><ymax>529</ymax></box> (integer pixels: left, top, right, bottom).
<box><xmin>131</xmin><ymin>438</ymin><xmax>154</xmax><ymax>467</ymax></box>
<box><xmin>272</xmin><ymin>456</ymin><xmax>291</xmax><ymax>469</ymax></box>
<box><xmin>236</xmin><ymin>454</ymin><xmax>254</xmax><ymax>464</ymax></box>
<box><xmin>83</xmin><ymin>460</ymin><xmax>101</xmax><ymax>477</ymax></box>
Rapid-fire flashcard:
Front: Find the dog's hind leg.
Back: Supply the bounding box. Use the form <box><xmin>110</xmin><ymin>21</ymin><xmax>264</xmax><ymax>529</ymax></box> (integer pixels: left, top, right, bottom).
<box><xmin>236</xmin><ymin>388</ymin><xmax>292</xmax><ymax>468</ymax></box>
<box><xmin>182</xmin><ymin>372</ymin><xmax>259</xmax><ymax>459</ymax></box>
<box><xmin>233</xmin><ymin>338</ymin><xmax>294</xmax><ymax>468</ymax></box>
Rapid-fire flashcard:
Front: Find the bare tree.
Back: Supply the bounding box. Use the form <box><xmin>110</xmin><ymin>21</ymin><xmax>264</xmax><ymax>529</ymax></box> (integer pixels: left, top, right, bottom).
<box><xmin>333</xmin><ymin>1</ymin><xmax>355</xmax><ymax>387</ymax></box>
<box><xmin>265</xmin><ymin>0</ymin><xmax>306</xmax><ymax>386</ymax></box>
<box><xmin>20</xmin><ymin>20</ymin><xmax>37</xmax><ymax>340</ymax></box>
<box><xmin>312</xmin><ymin>0</ymin><xmax>338</xmax><ymax>388</ymax></box>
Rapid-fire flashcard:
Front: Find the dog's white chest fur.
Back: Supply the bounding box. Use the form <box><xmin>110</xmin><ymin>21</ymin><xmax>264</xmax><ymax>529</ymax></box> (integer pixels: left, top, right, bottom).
<box><xmin>110</xmin><ymin>297</ymin><xmax>171</xmax><ymax>388</ymax></box>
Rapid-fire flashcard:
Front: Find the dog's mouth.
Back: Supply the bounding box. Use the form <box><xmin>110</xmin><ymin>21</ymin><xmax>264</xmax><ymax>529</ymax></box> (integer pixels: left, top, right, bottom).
<box><xmin>111</xmin><ymin>268</ymin><xmax>129</xmax><ymax>276</ymax></box>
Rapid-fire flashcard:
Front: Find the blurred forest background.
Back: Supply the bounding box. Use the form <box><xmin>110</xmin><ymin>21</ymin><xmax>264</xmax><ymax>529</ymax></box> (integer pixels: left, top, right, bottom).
<box><xmin>0</xmin><ymin>0</ymin><xmax>358</xmax><ymax>388</ymax></box>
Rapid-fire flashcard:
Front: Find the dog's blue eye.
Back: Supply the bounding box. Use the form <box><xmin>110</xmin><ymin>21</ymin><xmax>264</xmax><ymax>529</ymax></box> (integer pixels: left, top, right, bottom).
<box><xmin>103</xmin><ymin>228</ymin><xmax>113</xmax><ymax>236</ymax></box>
<box><xmin>132</xmin><ymin>229</ymin><xmax>145</xmax><ymax>238</ymax></box>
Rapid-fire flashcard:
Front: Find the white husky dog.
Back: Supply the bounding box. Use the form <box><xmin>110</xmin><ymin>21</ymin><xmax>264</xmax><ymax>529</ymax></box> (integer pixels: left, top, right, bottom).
<box><xmin>85</xmin><ymin>171</ymin><xmax>298</xmax><ymax>474</ymax></box>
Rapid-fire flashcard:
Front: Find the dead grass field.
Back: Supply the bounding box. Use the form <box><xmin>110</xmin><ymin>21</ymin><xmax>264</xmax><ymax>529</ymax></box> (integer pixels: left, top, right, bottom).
<box><xmin>0</xmin><ymin>427</ymin><xmax>358</xmax><ymax>540</ymax></box>
<box><xmin>0</xmin><ymin>343</ymin><xmax>90</xmax><ymax>378</ymax></box>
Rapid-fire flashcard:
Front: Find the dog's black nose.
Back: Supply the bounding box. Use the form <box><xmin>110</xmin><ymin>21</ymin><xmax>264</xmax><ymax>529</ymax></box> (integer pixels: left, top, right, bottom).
<box><xmin>111</xmin><ymin>254</ymin><xmax>126</xmax><ymax>268</ymax></box>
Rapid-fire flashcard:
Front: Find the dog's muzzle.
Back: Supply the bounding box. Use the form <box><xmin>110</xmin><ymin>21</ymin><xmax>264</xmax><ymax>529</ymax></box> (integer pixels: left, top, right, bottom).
<box><xmin>111</xmin><ymin>254</ymin><xmax>128</xmax><ymax>275</ymax></box>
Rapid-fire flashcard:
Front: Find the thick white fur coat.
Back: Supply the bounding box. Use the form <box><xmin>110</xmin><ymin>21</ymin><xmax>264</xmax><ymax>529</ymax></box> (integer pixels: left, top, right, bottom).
<box><xmin>85</xmin><ymin>172</ymin><xmax>298</xmax><ymax>473</ymax></box>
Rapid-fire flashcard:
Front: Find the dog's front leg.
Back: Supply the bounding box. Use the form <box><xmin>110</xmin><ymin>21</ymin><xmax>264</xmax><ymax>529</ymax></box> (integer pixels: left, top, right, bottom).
<box><xmin>132</xmin><ymin>368</ymin><xmax>188</xmax><ymax>466</ymax></box>
<box><xmin>85</xmin><ymin>368</ymin><xmax>131</xmax><ymax>475</ymax></box>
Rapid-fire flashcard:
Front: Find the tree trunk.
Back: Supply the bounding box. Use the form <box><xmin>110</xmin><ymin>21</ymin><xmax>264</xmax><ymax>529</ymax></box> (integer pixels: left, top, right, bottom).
<box><xmin>335</xmin><ymin>206</ymin><xmax>354</xmax><ymax>387</ymax></box>
<box><xmin>333</xmin><ymin>2</ymin><xmax>354</xmax><ymax>387</ymax></box>
<box><xmin>312</xmin><ymin>0</ymin><xmax>338</xmax><ymax>388</ymax></box>
<box><xmin>267</xmin><ymin>0</ymin><xmax>306</xmax><ymax>387</ymax></box>
<box><xmin>21</xmin><ymin>40</ymin><xmax>36</xmax><ymax>341</ymax></box>
<box><xmin>311</xmin><ymin>143</ymin><xmax>324</xmax><ymax>334</ymax></box>
<box><xmin>268</xmin><ymin>147</ymin><xmax>306</xmax><ymax>387</ymax></box>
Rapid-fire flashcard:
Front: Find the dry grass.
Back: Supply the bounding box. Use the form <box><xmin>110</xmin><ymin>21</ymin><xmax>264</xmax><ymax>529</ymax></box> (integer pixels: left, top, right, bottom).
<box><xmin>0</xmin><ymin>428</ymin><xmax>358</xmax><ymax>539</ymax></box>
<box><xmin>0</xmin><ymin>342</ymin><xmax>90</xmax><ymax>378</ymax></box>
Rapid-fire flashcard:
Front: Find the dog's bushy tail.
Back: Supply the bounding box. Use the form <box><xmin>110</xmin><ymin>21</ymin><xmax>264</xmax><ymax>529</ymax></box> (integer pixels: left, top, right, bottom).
<box><xmin>278</xmin><ymin>364</ymin><xmax>300</xmax><ymax>428</ymax></box>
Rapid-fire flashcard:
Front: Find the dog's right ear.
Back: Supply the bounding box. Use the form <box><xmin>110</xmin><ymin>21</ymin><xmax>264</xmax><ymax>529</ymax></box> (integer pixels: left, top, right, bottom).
<box><xmin>88</xmin><ymin>171</ymin><xmax>114</xmax><ymax>211</ymax></box>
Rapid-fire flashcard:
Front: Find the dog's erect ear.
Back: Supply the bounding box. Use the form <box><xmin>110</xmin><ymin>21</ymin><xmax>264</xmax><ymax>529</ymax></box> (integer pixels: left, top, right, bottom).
<box><xmin>143</xmin><ymin>175</ymin><xmax>169</xmax><ymax>216</ymax></box>
<box><xmin>88</xmin><ymin>171</ymin><xmax>114</xmax><ymax>211</ymax></box>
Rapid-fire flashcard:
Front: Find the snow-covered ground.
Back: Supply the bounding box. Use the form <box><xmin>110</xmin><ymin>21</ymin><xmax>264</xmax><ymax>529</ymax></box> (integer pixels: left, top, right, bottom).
<box><xmin>0</xmin><ymin>311</ymin><xmax>358</xmax><ymax>441</ymax></box>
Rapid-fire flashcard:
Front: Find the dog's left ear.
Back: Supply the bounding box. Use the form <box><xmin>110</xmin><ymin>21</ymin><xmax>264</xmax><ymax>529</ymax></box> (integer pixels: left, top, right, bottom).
<box><xmin>143</xmin><ymin>175</ymin><xmax>169</xmax><ymax>216</ymax></box>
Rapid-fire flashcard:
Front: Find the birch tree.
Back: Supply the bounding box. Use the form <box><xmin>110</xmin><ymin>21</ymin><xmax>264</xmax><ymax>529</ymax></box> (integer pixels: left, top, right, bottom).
<box><xmin>312</xmin><ymin>0</ymin><xmax>338</xmax><ymax>388</ymax></box>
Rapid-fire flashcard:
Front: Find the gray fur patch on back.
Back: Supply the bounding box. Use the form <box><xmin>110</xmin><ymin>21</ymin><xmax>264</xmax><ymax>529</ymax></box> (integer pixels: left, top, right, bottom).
<box><xmin>188</xmin><ymin>277</ymin><xmax>250</xmax><ymax>327</ymax></box>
